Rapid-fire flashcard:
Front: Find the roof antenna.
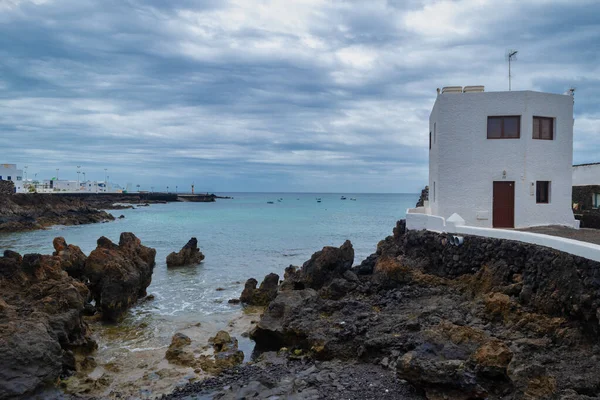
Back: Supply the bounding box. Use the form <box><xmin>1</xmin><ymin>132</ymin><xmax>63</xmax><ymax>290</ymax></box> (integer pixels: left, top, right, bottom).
<box><xmin>506</xmin><ymin>50</ymin><xmax>518</xmax><ymax>91</ymax></box>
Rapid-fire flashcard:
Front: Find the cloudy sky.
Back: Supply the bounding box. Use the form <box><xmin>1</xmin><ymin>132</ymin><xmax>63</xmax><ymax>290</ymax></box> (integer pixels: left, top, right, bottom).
<box><xmin>1</xmin><ymin>0</ymin><xmax>598</xmax><ymax>193</ymax></box>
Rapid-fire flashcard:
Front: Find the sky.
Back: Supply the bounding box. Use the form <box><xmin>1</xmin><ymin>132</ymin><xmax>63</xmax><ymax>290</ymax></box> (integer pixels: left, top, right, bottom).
<box><xmin>0</xmin><ymin>0</ymin><xmax>599</xmax><ymax>193</ymax></box>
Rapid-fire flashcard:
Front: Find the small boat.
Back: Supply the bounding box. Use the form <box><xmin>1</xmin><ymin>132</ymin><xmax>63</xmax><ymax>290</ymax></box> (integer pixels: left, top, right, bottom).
<box><xmin>350</xmin><ymin>198</ymin><xmax>356</xmax><ymax>201</ymax></box>
<box><xmin>340</xmin><ymin>196</ymin><xmax>347</xmax><ymax>200</ymax></box>
<box><xmin>267</xmin><ymin>201</ymin><xmax>274</xmax><ymax>204</ymax></box>
<box><xmin>317</xmin><ymin>200</ymin><xmax>322</xmax><ymax>203</ymax></box>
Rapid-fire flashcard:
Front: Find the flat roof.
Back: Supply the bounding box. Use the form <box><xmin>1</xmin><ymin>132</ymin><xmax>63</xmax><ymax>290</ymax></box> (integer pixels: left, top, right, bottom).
<box><xmin>574</xmin><ymin>162</ymin><xmax>600</xmax><ymax>167</ymax></box>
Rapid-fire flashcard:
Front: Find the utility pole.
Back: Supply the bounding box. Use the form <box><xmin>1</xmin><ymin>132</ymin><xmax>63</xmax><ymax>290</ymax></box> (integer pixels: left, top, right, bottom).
<box><xmin>56</xmin><ymin>168</ymin><xmax>59</xmax><ymax>180</ymax></box>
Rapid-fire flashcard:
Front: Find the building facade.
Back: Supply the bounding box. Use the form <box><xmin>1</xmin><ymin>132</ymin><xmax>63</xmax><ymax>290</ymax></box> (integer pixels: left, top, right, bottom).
<box><xmin>427</xmin><ymin>88</ymin><xmax>577</xmax><ymax>228</ymax></box>
<box><xmin>572</xmin><ymin>163</ymin><xmax>600</xmax><ymax>210</ymax></box>
<box><xmin>0</xmin><ymin>164</ymin><xmax>24</xmax><ymax>193</ymax></box>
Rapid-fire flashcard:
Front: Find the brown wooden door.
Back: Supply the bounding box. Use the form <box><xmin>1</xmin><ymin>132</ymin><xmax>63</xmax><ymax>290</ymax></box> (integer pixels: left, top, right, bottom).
<box><xmin>493</xmin><ymin>181</ymin><xmax>515</xmax><ymax>228</ymax></box>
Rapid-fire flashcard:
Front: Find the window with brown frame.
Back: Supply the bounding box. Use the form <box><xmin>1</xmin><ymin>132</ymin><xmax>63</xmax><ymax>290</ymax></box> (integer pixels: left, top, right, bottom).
<box><xmin>533</xmin><ymin>116</ymin><xmax>554</xmax><ymax>140</ymax></box>
<box><xmin>487</xmin><ymin>116</ymin><xmax>520</xmax><ymax>139</ymax></box>
<box><xmin>536</xmin><ymin>181</ymin><xmax>550</xmax><ymax>204</ymax></box>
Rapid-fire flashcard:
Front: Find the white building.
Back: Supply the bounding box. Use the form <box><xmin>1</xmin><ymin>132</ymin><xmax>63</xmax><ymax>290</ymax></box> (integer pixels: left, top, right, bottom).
<box><xmin>573</xmin><ymin>163</ymin><xmax>600</xmax><ymax>186</ymax></box>
<box><xmin>0</xmin><ymin>164</ymin><xmax>24</xmax><ymax>193</ymax></box>
<box><xmin>421</xmin><ymin>87</ymin><xmax>578</xmax><ymax>229</ymax></box>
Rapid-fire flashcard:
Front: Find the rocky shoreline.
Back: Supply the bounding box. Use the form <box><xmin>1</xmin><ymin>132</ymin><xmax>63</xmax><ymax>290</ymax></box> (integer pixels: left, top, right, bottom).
<box><xmin>167</xmin><ymin>220</ymin><xmax>600</xmax><ymax>399</ymax></box>
<box><xmin>4</xmin><ymin>219</ymin><xmax>600</xmax><ymax>399</ymax></box>
<box><xmin>0</xmin><ymin>192</ymin><xmax>227</xmax><ymax>233</ymax></box>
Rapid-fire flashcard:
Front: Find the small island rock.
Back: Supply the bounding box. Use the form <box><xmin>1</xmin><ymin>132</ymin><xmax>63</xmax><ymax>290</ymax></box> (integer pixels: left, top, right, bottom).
<box><xmin>166</xmin><ymin>237</ymin><xmax>205</xmax><ymax>267</ymax></box>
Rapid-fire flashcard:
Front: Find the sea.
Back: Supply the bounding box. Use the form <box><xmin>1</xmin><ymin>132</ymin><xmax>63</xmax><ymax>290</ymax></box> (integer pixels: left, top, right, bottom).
<box><xmin>0</xmin><ymin>192</ymin><xmax>417</xmax><ymax>396</ymax></box>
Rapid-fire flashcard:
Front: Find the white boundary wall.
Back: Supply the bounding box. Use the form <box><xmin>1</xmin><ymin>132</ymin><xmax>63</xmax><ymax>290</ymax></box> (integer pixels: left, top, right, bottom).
<box><xmin>406</xmin><ymin>209</ymin><xmax>600</xmax><ymax>263</ymax></box>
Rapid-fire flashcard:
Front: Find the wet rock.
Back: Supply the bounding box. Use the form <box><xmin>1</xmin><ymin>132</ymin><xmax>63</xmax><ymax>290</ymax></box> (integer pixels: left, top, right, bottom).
<box><xmin>118</xmin><ymin>215</ymin><xmax>125</xmax><ymax>219</ymax></box>
<box><xmin>84</xmin><ymin>232</ymin><xmax>156</xmax><ymax>321</ymax></box>
<box><xmin>166</xmin><ymin>237</ymin><xmax>205</xmax><ymax>267</ymax></box>
<box><xmin>240</xmin><ymin>273</ymin><xmax>279</xmax><ymax>306</ymax></box>
<box><xmin>166</xmin><ymin>333</ymin><xmax>194</xmax><ymax>366</ymax></box>
<box><xmin>0</xmin><ymin>248</ymin><xmax>95</xmax><ymax>398</ymax></box>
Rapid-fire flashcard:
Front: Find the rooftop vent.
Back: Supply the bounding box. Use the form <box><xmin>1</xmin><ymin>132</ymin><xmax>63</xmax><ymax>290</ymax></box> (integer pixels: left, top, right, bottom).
<box><xmin>463</xmin><ymin>85</ymin><xmax>485</xmax><ymax>93</ymax></box>
<box><xmin>441</xmin><ymin>86</ymin><xmax>463</xmax><ymax>94</ymax></box>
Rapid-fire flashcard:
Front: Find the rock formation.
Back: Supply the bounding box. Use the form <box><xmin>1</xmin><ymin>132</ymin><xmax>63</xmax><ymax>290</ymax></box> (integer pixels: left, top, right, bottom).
<box><xmin>0</xmin><ymin>249</ymin><xmax>95</xmax><ymax>399</ymax></box>
<box><xmin>0</xmin><ymin>180</ymin><xmax>15</xmax><ymax>196</ymax></box>
<box><xmin>84</xmin><ymin>233</ymin><xmax>156</xmax><ymax>321</ymax></box>
<box><xmin>0</xmin><ymin>193</ymin><xmax>115</xmax><ymax>232</ymax></box>
<box><xmin>165</xmin><ymin>330</ymin><xmax>244</xmax><ymax>374</ymax></box>
<box><xmin>239</xmin><ymin>220</ymin><xmax>600</xmax><ymax>399</ymax></box>
<box><xmin>166</xmin><ymin>237</ymin><xmax>205</xmax><ymax>267</ymax></box>
<box><xmin>415</xmin><ymin>185</ymin><xmax>429</xmax><ymax>207</ymax></box>
<box><xmin>239</xmin><ymin>273</ymin><xmax>279</xmax><ymax>306</ymax></box>
<box><xmin>52</xmin><ymin>237</ymin><xmax>87</xmax><ymax>279</ymax></box>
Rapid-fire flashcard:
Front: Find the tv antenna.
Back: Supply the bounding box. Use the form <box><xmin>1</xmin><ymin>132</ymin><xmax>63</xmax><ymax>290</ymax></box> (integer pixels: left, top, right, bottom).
<box><xmin>506</xmin><ymin>50</ymin><xmax>518</xmax><ymax>91</ymax></box>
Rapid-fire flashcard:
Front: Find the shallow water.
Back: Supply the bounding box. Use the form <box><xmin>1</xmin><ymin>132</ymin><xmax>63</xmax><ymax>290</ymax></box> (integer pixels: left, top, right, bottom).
<box><xmin>0</xmin><ymin>192</ymin><xmax>416</xmax><ymax>397</ymax></box>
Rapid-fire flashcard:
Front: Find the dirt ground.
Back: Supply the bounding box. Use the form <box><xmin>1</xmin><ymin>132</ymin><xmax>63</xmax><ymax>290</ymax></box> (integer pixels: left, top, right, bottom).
<box><xmin>518</xmin><ymin>225</ymin><xmax>600</xmax><ymax>245</ymax></box>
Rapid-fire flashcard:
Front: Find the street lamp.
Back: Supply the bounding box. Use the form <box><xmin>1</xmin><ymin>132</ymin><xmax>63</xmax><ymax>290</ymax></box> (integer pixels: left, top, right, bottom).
<box><xmin>151</xmin><ymin>186</ymin><xmax>154</xmax><ymax>193</ymax></box>
<box><xmin>176</xmin><ymin>185</ymin><xmax>178</xmax><ymax>193</ymax></box>
<box><xmin>77</xmin><ymin>166</ymin><xmax>81</xmax><ymax>189</ymax></box>
<box><xmin>24</xmin><ymin>165</ymin><xmax>28</xmax><ymax>181</ymax></box>
<box><xmin>136</xmin><ymin>184</ymin><xmax>140</xmax><ymax>192</ymax></box>
<box><xmin>167</xmin><ymin>186</ymin><xmax>169</xmax><ymax>193</ymax></box>
<box><xmin>56</xmin><ymin>168</ymin><xmax>59</xmax><ymax>180</ymax></box>
<box><xmin>104</xmin><ymin>168</ymin><xmax>108</xmax><ymax>184</ymax></box>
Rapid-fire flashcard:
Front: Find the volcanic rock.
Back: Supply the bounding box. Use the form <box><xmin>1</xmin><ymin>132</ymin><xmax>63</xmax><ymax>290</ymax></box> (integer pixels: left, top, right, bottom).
<box><xmin>0</xmin><ymin>248</ymin><xmax>95</xmax><ymax>398</ymax></box>
<box><xmin>240</xmin><ymin>273</ymin><xmax>279</xmax><ymax>306</ymax></box>
<box><xmin>52</xmin><ymin>237</ymin><xmax>87</xmax><ymax>279</ymax></box>
<box><xmin>84</xmin><ymin>232</ymin><xmax>156</xmax><ymax>321</ymax></box>
<box><xmin>166</xmin><ymin>237</ymin><xmax>205</xmax><ymax>267</ymax></box>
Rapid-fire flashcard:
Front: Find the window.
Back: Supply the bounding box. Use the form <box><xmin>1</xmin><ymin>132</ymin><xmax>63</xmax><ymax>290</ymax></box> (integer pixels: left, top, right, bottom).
<box><xmin>7</xmin><ymin>176</ymin><xmax>11</xmax><ymax>181</ymax></box>
<box><xmin>434</xmin><ymin>122</ymin><xmax>436</xmax><ymax>144</ymax></box>
<box><xmin>487</xmin><ymin>116</ymin><xmax>520</xmax><ymax>139</ymax></box>
<box><xmin>16</xmin><ymin>176</ymin><xmax>22</xmax><ymax>181</ymax></box>
<box><xmin>433</xmin><ymin>181</ymin><xmax>436</xmax><ymax>202</ymax></box>
<box><xmin>429</xmin><ymin>131</ymin><xmax>431</xmax><ymax>150</ymax></box>
<box><xmin>536</xmin><ymin>181</ymin><xmax>550</xmax><ymax>204</ymax></box>
<box><xmin>594</xmin><ymin>193</ymin><xmax>600</xmax><ymax>209</ymax></box>
<box><xmin>533</xmin><ymin>116</ymin><xmax>554</xmax><ymax>140</ymax></box>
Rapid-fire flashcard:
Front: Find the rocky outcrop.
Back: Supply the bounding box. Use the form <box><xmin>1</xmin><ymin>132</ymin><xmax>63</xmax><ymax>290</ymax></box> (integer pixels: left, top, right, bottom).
<box><xmin>0</xmin><ymin>249</ymin><xmax>95</xmax><ymax>399</ymax></box>
<box><xmin>241</xmin><ymin>220</ymin><xmax>600</xmax><ymax>399</ymax></box>
<box><xmin>84</xmin><ymin>233</ymin><xmax>156</xmax><ymax>321</ymax></box>
<box><xmin>282</xmin><ymin>240</ymin><xmax>354</xmax><ymax>291</ymax></box>
<box><xmin>240</xmin><ymin>273</ymin><xmax>279</xmax><ymax>306</ymax></box>
<box><xmin>166</xmin><ymin>237</ymin><xmax>205</xmax><ymax>267</ymax></box>
<box><xmin>0</xmin><ymin>180</ymin><xmax>15</xmax><ymax>195</ymax></box>
<box><xmin>165</xmin><ymin>330</ymin><xmax>244</xmax><ymax>374</ymax></box>
<box><xmin>415</xmin><ymin>185</ymin><xmax>429</xmax><ymax>208</ymax></box>
<box><xmin>0</xmin><ymin>193</ymin><xmax>114</xmax><ymax>232</ymax></box>
<box><xmin>52</xmin><ymin>237</ymin><xmax>87</xmax><ymax>279</ymax></box>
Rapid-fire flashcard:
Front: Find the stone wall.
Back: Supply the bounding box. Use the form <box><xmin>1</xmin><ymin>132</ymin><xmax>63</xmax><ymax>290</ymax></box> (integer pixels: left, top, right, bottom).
<box><xmin>396</xmin><ymin>224</ymin><xmax>600</xmax><ymax>333</ymax></box>
<box><xmin>573</xmin><ymin>185</ymin><xmax>600</xmax><ymax>211</ymax></box>
<box><xmin>0</xmin><ymin>181</ymin><xmax>15</xmax><ymax>195</ymax></box>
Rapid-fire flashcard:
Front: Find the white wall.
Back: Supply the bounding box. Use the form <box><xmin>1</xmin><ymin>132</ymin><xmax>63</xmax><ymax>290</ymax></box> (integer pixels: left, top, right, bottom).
<box><xmin>0</xmin><ymin>164</ymin><xmax>24</xmax><ymax>193</ymax></box>
<box><xmin>430</xmin><ymin>90</ymin><xmax>576</xmax><ymax>228</ymax></box>
<box><xmin>573</xmin><ymin>164</ymin><xmax>600</xmax><ymax>186</ymax></box>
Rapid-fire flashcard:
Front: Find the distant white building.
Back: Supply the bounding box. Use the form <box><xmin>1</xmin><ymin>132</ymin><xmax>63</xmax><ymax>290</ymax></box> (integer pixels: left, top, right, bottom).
<box><xmin>0</xmin><ymin>164</ymin><xmax>24</xmax><ymax>193</ymax></box>
<box><xmin>411</xmin><ymin>87</ymin><xmax>578</xmax><ymax>229</ymax></box>
<box><xmin>573</xmin><ymin>163</ymin><xmax>600</xmax><ymax>186</ymax></box>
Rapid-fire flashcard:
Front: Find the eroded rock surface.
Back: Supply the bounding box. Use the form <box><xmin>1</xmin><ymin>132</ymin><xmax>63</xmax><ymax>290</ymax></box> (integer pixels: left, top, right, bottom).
<box><xmin>84</xmin><ymin>232</ymin><xmax>156</xmax><ymax>321</ymax></box>
<box><xmin>240</xmin><ymin>273</ymin><xmax>279</xmax><ymax>306</ymax></box>
<box><xmin>0</xmin><ymin>249</ymin><xmax>95</xmax><ymax>399</ymax></box>
<box><xmin>166</xmin><ymin>237</ymin><xmax>205</xmax><ymax>267</ymax></box>
<box><xmin>232</xmin><ymin>220</ymin><xmax>600</xmax><ymax>399</ymax></box>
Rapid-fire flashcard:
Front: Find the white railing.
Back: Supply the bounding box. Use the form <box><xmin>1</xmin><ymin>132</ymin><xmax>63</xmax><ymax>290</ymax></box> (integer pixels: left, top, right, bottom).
<box><xmin>406</xmin><ymin>209</ymin><xmax>600</xmax><ymax>262</ymax></box>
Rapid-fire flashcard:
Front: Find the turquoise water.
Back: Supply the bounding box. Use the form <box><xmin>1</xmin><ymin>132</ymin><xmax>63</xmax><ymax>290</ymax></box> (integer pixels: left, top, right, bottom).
<box><xmin>0</xmin><ymin>192</ymin><xmax>416</xmax><ymax>372</ymax></box>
